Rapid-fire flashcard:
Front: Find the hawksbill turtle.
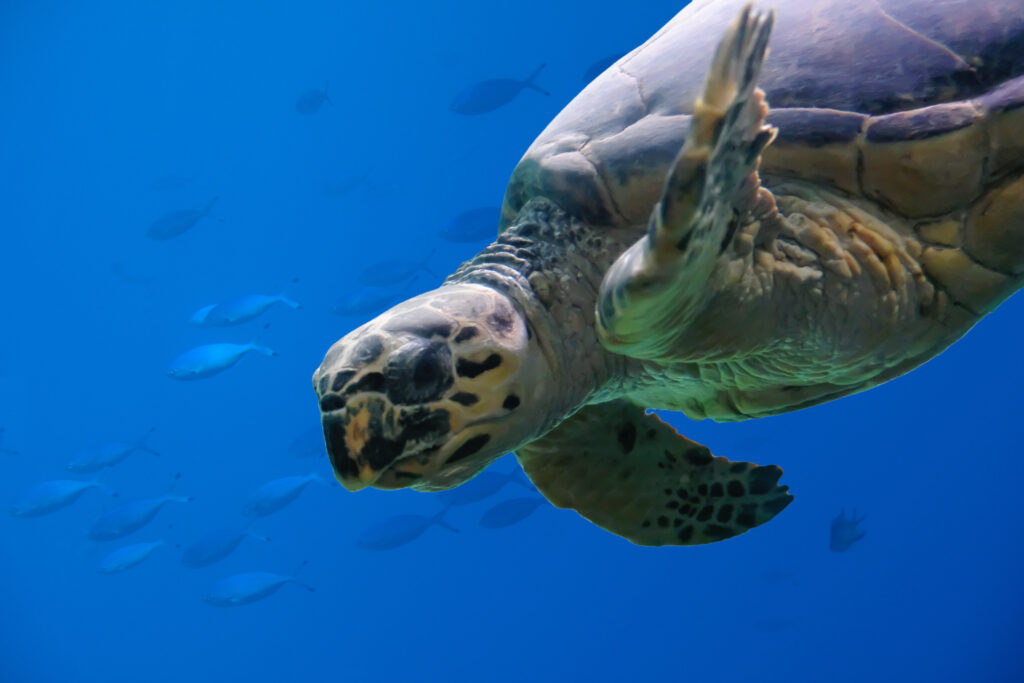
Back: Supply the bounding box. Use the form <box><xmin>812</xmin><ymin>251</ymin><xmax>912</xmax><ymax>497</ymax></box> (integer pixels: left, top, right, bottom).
<box><xmin>313</xmin><ymin>0</ymin><xmax>1024</xmax><ymax>546</ymax></box>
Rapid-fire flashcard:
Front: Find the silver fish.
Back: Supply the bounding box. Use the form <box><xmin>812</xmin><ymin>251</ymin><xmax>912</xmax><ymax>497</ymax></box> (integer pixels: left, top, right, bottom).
<box><xmin>97</xmin><ymin>540</ymin><xmax>165</xmax><ymax>574</ymax></box>
<box><xmin>242</xmin><ymin>473</ymin><xmax>325</xmax><ymax>518</ymax></box>
<box><xmin>146</xmin><ymin>196</ymin><xmax>219</xmax><ymax>240</ymax></box>
<box><xmin>295</xmin><ymin>82</ymin><xmax>332</xmax><ymax>114</ymax></box>
<box><xmin>166</xmin><ymin>340</ymin><xmax>276</xmax><ymax>380</ymax></box>
<box><xmin>479</xmin><ymin>496</ymin><xmax>545</xmax><ymax>529</ymax></box>
<box><xmin>89</xmin><ymin>475</ymin><xmax>191</xmax><ymax>541</ymax></box>
<box><xmin>67</xmin><ymin>428</ymin><xmax>159</xmax><ymax>473</ymax></box>
<box><xmin>450</xmin><ymin>64</ymin><xmax>549</xmax><ymax>115</ymax></box>
<box><xmin>180</xmin><ymin>526</ymin><xmax>270</xmax><ymax>568</ymax></box>
<box><xmin>829</xmin><ymin>507</ymin><xmax>866</xmax><ymax>552</ymax></box>
<box><xmin>204</xmin><ymin>562</ymin><xmax>314</xmax><ymax>607</ymax></box>
<box><xmin>356</xmin><ymin>508</ymin><xmax>458</xmax><ymax>551</ymax></box>
<box><xmin>10</xmin><ymin>479</ymin><xmax>105</xmax><ymax>517</ymax></box>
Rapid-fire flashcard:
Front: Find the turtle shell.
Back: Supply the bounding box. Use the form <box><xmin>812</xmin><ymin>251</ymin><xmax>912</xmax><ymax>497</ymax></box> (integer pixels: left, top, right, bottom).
<box><xmin>501</xmin><ymin>0</ymin><xmax>1024</xmax><ymax>230</ymax></box>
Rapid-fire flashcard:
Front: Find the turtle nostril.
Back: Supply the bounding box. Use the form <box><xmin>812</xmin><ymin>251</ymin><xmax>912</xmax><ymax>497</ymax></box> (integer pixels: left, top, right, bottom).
<box><xmin>319</xmin><ymin>394</ymin><xmax>347</xmax><ymax>412</ymax></box>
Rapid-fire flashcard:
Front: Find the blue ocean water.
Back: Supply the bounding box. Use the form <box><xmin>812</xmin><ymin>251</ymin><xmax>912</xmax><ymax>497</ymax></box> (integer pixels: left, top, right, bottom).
<box><xmin>1</xmin><ymin>0</ymin><xmax>1022</xmax><ymax>681</ymax></box>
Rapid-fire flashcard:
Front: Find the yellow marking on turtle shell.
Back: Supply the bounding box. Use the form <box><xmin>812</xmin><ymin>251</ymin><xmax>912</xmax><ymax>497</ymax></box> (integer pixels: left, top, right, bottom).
<box><xmin>762</xmin><ymin>143</ymin><xmax>859</xmax><ymax>195</ymax></box>
<box><xmin>987</xmin><ymin>107</ymin><xmax>1024</xmax><ymax>180</ymax></box>
<box><xmin>915</xmin><ymin>219</ymin><xmax>961</xmax><ymax>247</ymax></box>
<box><xmin>920</xmin><ymin>247</ymin><xmax>1012</xmax><ymax>314</ymax></box>
<box><xmin>860</xmin><ymin>120</ymin><xmax>986</xmax><ymax>218</ymax></box>
<box><xmin>964</xmin><ymin>175</ymin><xmax>1024</xmax><ymax>275</ymax></box>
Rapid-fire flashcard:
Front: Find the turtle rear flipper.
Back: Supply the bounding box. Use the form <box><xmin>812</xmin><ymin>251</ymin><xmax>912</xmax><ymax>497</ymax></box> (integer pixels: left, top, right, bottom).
<box><xmin>597</xmin><ymin>6</ymin><xmax>776</xmax><ymax>360</ymax></box>
<box><xmin>515</xmin><ymin>399</ymin><xmax>792</xmax><ymax>546</ymax></box>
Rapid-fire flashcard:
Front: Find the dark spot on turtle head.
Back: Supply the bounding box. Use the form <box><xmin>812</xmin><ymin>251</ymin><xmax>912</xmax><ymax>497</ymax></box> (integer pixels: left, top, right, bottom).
<box><xmin>703</xmin><ymin>524</ymin><xmax>737</xmax><ymax>541</ymax></box>
<box><xmin>617</xmin><ymin>422</ymin><xmax>637</xmax><ymax>454</ymax></box>
<box><xmin>319</xmin><ymin>393</ymin><xmax>346</xmax><ymax>413</ymax></box>
<box><xmin>685</xmin><ymin>447</ymin><xmax>713</xmax><ymax>466</ymax></box>
<box><xmin>749</xmin><ymin>465</ymin><xmax>783</xmax><ymax>495</ymax></box>
<box><xmin>709</xmin><ymin>482</ymin><xmax>724</xmax><ymax>498</ymax></box>
<box><xmin>400</xmin><ymin>408</ymin><xmax>451</xmax><ymax>444</ymax></box>
<box><xmin>456</xmin><ymin>353</ymin><xmax>502</xmax><ymax>378</ymax></box>
<box><xmin>454</xmin><ymin>326</ymin><xmax>478</xmax><ymax>343</ymax></box>
<box><xmin>729</xmin><ymin>462</ymin><xmax>749</xmax><ymax>474</ymax></box>
<box><xmin>657</xmin><ymin>516</ymin><xmax>669</xmax><ymax>528</ymax></box>
<box><xmin>317</xmin><ymin>374</ymin><xmax>330</xmax><ymax>395</ymax></box>
<box><xmin>450</xmin><ymin>392</ymin><xmax>478</xmax><ymax>406</ymax></box>
<box><xmin>502</xmin><ymin>394</ymin><xmax>520</xmax><ymax>410</ymax></box>
<box><xmin>349</xmin><ymin>336</ymin><xmax>384</xmax><ymax>366</ymax></box>
<box><xmin>322</xmin><ymin>416</ymin><xmax>357</xmax><ymax>479</ymax></box>
<box><xmin>331</xmin><ymin>370</ymin><xmax>355</xmax><ymax>392</ymax></box>
<box><xmin>697</xmin><ymin>483</ymin><xmax>708</xmax><ymax>496</ymax></box>
<box><xmin>727</xmin><ymin>480</ymin><xmax>745</xmax><ymax>497</ymax></box>
<box><xmin>677</xmin><ymin>525</ymin><xmax>694</xmax><ymax>543</ymax></box>
<box><xmin>696</xmin><ymin>505</ymin><xmax>714</xmax><ymax>522</ymax></box>
<box><xmin>346</xmin><ymin>372</ymin><xmax>386</xmax><ymax>395</ymax></box>
<box><xmin>384</xmin><ymin>341</ymin><xmax>453</xmax><ymax>405</ymax></box>
<box><xmin>488</xmin><ymin>308</ymin><xmax>514</xmax><ymax>334</ymax></box>
<box><xmin>446</xmin><ymin>433</ymin><xmax>491</xmax><ymax>464</ymax></box>
<box><xmin>384</xmin><ymin>309</ymin><xmax>454</xmax><ymax>339</ymax></box>
<box><xmin>362</xmin><ymin>435</ymin><xmax>406</xmax><ymax>470</ymax></box>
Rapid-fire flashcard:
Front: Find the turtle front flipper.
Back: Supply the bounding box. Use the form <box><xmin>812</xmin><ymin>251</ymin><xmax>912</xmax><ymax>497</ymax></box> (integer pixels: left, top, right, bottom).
<box><xmin>596</xmin><ymin>5</ymin><xmax>776</xmax><ymax>360</ymax></box>
<box><xmin>515</xmin><ymin>399</ymin><xmax>792</xmax><ymax>546</ymax></box>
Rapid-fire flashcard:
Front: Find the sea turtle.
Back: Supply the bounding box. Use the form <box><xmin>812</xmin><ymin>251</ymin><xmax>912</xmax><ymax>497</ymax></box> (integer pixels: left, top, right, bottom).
<box><xmin>313</xmin><ymin>0</ymin><xmax>1024</xmax><ymax>546</ymax></box>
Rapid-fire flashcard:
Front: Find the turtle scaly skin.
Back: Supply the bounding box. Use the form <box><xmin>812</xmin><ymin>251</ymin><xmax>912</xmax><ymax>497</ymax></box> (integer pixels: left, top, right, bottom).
<box><xmin>314</xmin><ymin>0</ymin><xmax>1024</xmax><ymax>546</ymax></box>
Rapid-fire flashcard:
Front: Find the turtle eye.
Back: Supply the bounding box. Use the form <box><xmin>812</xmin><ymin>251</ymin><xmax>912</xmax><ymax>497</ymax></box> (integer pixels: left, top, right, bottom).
<box><xmin>383</xmin><ymin>340</ymin><xmax>453</xmax><ymax>405</ymax></box>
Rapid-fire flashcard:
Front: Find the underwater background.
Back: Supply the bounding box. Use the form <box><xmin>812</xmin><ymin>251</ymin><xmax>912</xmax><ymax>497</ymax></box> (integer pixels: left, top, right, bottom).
<box><xmin>1</xmin><ymin>0</ymin><xmax>1022</xmax><ymax>681</ymax></box>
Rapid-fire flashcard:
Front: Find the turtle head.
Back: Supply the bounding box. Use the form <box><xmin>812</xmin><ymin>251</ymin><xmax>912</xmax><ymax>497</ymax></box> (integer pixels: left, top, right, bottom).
<box><xmin>313</xmin><ymin>283</ymin><xmax>550</xmax><ymax>492</ymax></box>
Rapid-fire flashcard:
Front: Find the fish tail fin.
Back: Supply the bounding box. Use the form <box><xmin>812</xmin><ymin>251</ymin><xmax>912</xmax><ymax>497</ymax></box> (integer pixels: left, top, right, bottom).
<box><xmin>249</xmin><ymin>324</ymin><xmax>277</xmax><ymax>356</ymax></box>
<box><xmin>524</xmin><ymin>63</ymin><xmax>550</xmax><ymax>95</ymax></box>
<box><xmin>137</xmin><ymin>427</ymin><xmax>160</xmax><ymax>456</ymax></box>
<box><xmin>278</xmin><ymin>278</ymin><xmax>301</xmax><ymax>309</ymax></box>
<box><xmin>432</xmin><ymin>506</ymin><xmax>460</xmax><ymax>534</ymax></box>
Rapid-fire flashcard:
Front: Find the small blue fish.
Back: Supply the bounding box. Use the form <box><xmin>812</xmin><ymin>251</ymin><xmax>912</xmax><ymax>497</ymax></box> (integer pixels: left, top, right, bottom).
<box><xmin>180</xmin><ymin>526</ymin><xmax>270</xmax><ymax>568</ymax></box>
<box><xmin>166</xmin><ymin>338</ymin><xmax>276</xmax><ymax>380</ymax></box>
<box><xmin>438</xmin><ymin>207</ymin><xmax>500</xmax><ymax>243</ymax></box>
<box><xmin>10</xmin><ymin>479</ymin><xmax>105</xmax><ymax>517</ymax></box>
<box><xmin>437</xmin><ymin>467</ymin><xmax>533</xmax><ymax>507</ymax></box>
<box><xmin>581</xmin><ymin>53</ymin><xmax>626</xmax><ymax>84</ymax></box>
<box><xmin>146</xmin><ymin>196</ymin><xmax>219</xmax><ymax>240</ymax></box>
<box><xmin>0</xmin><ymin>427</ymin><xmax>18</xmax><ymax>457</ymax></box>
<box><xmin>830</xmin><ymin>507</ymin><xmax>866</xmax><ymax>552</ymax></box>
<box><xmin>356</xmin><ymin>508</ymin><xmax>458</xmax><ymax>551</ymax></box>
<box><xmin>479</xmin><ymin>497</ymin><xmax>545</xmax><ymax>529</ymax></box>
<box><xmin>450</xmin><ymin>64</ymin><xmax>549</xmax><ymax>115</ymax></box>
<box><xmin>67</xmin><ymin>428</ymin><xmax>159</xmax><ymax>473</ymax></box>
<box><xmin>296</xmin><ymin>82</ymin><xmax>332</xmax><ymax>114</ymax></box>
<box><xmin>332</xmin><ymin>288</ymin><xmax>406</xmax><ymax>318</ymax></box>
<box><xmin>192</xmin><ymin>281</ymin><xmax>301</xmax><ymax>326</ymax></box>
<box><xmin>89</xmin><ymin>475</ymin><xmax>191</xmax><ymax>541</ymax></box>
<box><xmin>97</xmin><ymin>540</ymin><xmax>165</xmax><ymax>574</ymax></box>
<box><xmin>358</xmin><ymin>252</ymin><xmax>436</xmax><ymax>288</ymax></box>
<box><xmin>242</xmin><ymin>473</ymin><xmax>325</xmax><ymax>518</ymax></box>
<box><xmin>204</xmin><ymin>562</ymin><xmax>314</xmax><ymax>607</ymax></box>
